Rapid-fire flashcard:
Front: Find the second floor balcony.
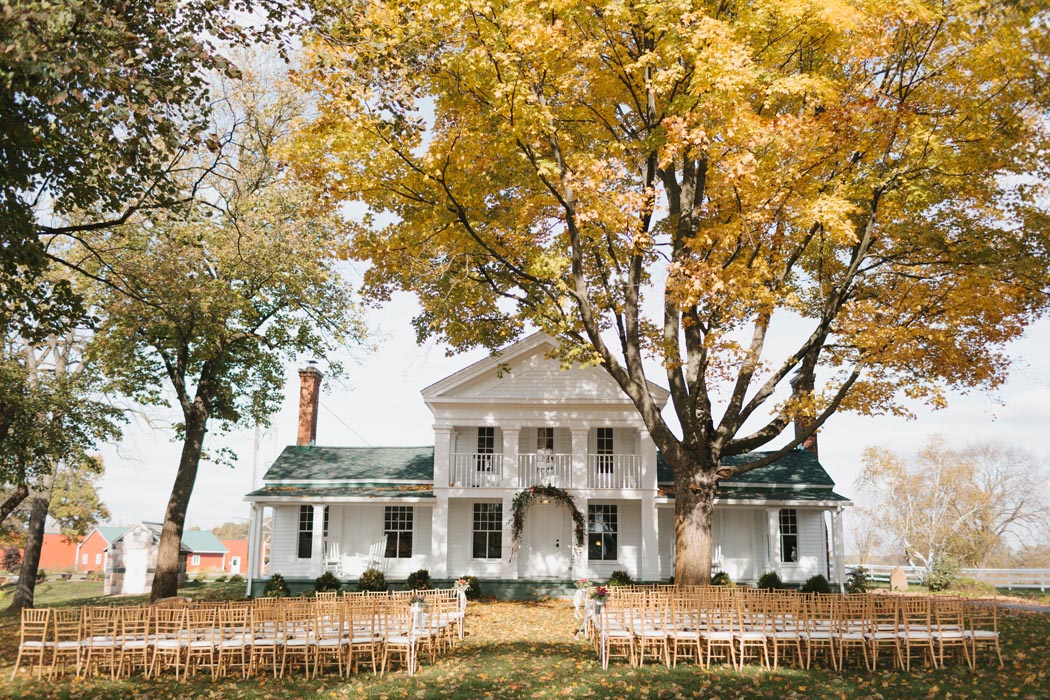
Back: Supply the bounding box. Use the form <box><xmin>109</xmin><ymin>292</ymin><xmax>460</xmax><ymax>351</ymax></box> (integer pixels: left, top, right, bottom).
<box><xmin>447</xmin><ymin>448</ymin><xmax>644</xmax><ymax>489</ymax></box>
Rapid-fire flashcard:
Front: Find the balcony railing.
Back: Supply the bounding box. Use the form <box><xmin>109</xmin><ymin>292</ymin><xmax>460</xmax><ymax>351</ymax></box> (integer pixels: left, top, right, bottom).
<box><xmin>518</xmin><ymin>452</ymin><xmax>572</xmax><ymax>488</ymax></box>
<box><xmin>449</xmin><ymin>453</ymin><xmax>504</xmax><ymax>487</ymax></box>
<box><xmin>588</xmin><ymin>454</ymin><xmax>641</xmax><ymax>489</ymax></box>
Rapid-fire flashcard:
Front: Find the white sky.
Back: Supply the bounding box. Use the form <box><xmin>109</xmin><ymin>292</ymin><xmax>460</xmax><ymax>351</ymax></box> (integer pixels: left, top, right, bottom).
<box><xmin>95</xmin><ymin>281</ymin><xmax>1050</xmax><ymax>551</ymax></box>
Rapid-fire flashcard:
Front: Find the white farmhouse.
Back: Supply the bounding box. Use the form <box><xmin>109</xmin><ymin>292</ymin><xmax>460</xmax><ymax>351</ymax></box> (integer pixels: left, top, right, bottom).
<box><xmin>245</xmin><ymin>333</ymin><xmax>850</xmax><ymax>597</ymax></box>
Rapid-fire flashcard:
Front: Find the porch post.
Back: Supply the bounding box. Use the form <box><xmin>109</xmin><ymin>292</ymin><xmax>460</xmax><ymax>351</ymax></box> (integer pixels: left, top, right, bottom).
<box><xmin>766</xmin><ymin>508</ymin><xmax>782</xmax><ymax>579</ymax></box>
<box><xmin>831</xmin><ymin>506</ymin><xmax>846</xmax><ymax>594</ymax></box>
<box><xmin>639</xmin><ymin>430</ymin><xmax>660</xmax><ymax>581</ymax></box>
<box><xmin>246</xmin><ymin>502</ymin><xmax>259</xmax><ymax>596</ymax></box>
<box><xmin>433</xmin><ymin>426</ymin><xmax>452</xmax><ymax>488</ymax></box>
<box><xmin>570</xmin><ymin>428</ymin><xmax>589</xmax><ymax>489</ymax></box>
<box><xmin>311</xmin><ymin>504</ymin><xmax>325</xmax><ymax>578</ymax></box>
<box><xmin>501</xmin><ymin>425</ymin><xmax>520</xmax><ymax>488</ymax></box>
<box><xmin>571</xmin><ymin>495</ymin><xmax>588</xmax><ymax>581</ymax></box>
<box><xmin>500</xmin><ymin>492</ymin><xmax>518</xmax><ymax>580</ymax></box>
<box><xmin>430</xmin><ymin>495</ymin><xmax>449</xmax><ymax>579</ymax></box>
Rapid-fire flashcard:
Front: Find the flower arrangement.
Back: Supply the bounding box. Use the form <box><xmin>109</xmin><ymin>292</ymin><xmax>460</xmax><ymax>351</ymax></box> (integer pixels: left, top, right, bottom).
<box><xmin>453</xmin><ymin>578</ymin><xmax>470</xmax><ymax>594</ymax></box>
<box><xmin>575</xmin><ymin>578</ymin><xmax>590</xmax><ymax>589</ymax></box>
<box><xmin>509</xmin><ymin>485</ymin><xmax>586</xmax><ymax>554</ymax></box>
<box><xmin>409</xmin><ymin>594</ymin><xmax>429</xmax><ymax>610</ymax></box>
<box><xmin>589</xmin><ymin>585</ymin><xmax>609</xmax><ymax>601</ymax></box>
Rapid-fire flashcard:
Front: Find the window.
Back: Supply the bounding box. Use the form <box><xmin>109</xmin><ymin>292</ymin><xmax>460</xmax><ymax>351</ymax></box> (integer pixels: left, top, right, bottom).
<box><xmin>588</xmin><ymin>504</ymin><xmax>618</xmax><ymax>561</ymax></box>
<box><xmin>537</xmin><ymin>427</ymin><xmax>554</xmax><ymax>452</ymax></box>
<box><xmin>596</xmin><ymin>428</ymin><xmax>614</xmax><ymax>473</ymax></box>
<box><xmin>780</xmin><ymin>509</ymin><xmax>798</xmax><ymax>563</ymax></box>
<box><xmin>384</xmin><ymin>506</ymin><xmax>413</xmax><ymax>558</ymax></box>
<box><xmin>297</xmin><ymin>505</ymin><xmax>314</xmax><ymax>559</ymax></box>
<box><xmin>94</xmin><ymin>553</ymin><xmax>101</xmax><ymax>565</ymax></box>
<box><xmin>476</xmin><ymin>427</ymin><xmax>495</xmax><ymax>471</ymax></box>
<box><xmin>191</xmin><ymin>554</ymin><xmax>201</xmax><ymax>566</ymax></box>
<box><xmin>82</xmin><ymin>554</ymin><xmax>88</xmax><ymax>565</ymax></box>
<box><xmin>472</xmin><ymin>503</ymin><xmax>502</xmax><ymax>559</ymax></box>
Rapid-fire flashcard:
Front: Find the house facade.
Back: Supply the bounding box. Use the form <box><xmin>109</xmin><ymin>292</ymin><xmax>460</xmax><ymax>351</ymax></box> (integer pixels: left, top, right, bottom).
<box><xmin>245</xmin><ymin>334</ymin><xmax>850</xmax><ymax>597</ymax></box>
<box><xmin>75</xmin><ymin>526</ymin><xmax>126</xmax><ymax>573</ymax></box>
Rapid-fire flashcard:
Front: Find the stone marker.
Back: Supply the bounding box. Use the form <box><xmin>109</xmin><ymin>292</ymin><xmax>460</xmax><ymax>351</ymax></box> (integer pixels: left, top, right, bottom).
<box><xmin>890</xmin><ymin>565</ymin><xmax>908</xmax><ymax>591</ymax></box>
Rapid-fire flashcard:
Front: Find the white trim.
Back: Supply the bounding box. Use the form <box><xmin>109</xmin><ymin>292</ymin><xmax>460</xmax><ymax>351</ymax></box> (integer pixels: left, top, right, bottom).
<box><xmin>246</xmin><ymin>496</ymin><xmax>435</xmax><ymax>504</ymax></box>
<box><xmin>718</xmin><ymin>481</ymin><xmax>835</xmax><ymax>490</ymax></box>
<box><xmin>655</xmin><ymin>498</ymin><xmax>850</xmax><ymax>508</ymax></box>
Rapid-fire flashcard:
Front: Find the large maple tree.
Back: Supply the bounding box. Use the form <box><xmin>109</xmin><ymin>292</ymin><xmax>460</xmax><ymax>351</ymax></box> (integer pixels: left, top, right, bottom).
<box><xmin>292</xmin><ymin>0</ymin><xmax>1050</xmax><ymax>583</ymax></box>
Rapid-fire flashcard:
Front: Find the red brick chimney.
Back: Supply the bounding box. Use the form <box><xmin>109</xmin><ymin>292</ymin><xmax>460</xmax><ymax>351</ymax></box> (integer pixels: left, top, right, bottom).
<box><xmin>296</xmin><ymin>364</ymin><xmax>323</xmax><ymax>447</ymax></box>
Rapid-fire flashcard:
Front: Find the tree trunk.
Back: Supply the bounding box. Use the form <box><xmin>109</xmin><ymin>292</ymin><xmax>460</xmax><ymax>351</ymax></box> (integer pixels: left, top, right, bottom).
<box><xmin>8</xmin><ymin>473</ymin><xmax>56</xmax><ymax>612</ymax></box>
<box><xmin>149</xmin><ymin>409</ymin><xmax>208</xmax><ymax>602</ymax></box>
<box><xmin>673</xmin><ymin>470</ymin><xmax>717</xmax><ymax>586</ymax></box>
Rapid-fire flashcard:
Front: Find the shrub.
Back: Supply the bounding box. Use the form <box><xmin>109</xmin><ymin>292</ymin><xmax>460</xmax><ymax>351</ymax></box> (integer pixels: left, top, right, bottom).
<box><xmin>926</xmin><ymin>557</ymin><xmax>961</xmax><ymax>592</ymax></box>
<box><xmin>711</xmin><ymin>571</ymin><xmax>733</xmax><ymax>587</ymax></box>
<box><xmin>458</xmin><ymin>575</ymin><xmax>481</xmax><ymax>600</ymax></box>
<box><xmin>845</xmin><ymin>566</ymin><xmax>870</xmax><ymax>594</ymax></box>
<box><xmin>405</xmin><ymin>569</ymin><xmax>432</xmax><ymax>590</ymax></box>
<box><xmin>756</xmin><ymin>571</ymin><xmax>783</xmax><ymax>590</ymax></box>
<box><xmin>608</xmin><ymin>570</ymin><xmax>634</xmax><ymax>587</ymax></box>
<box><xmin>86</xmin><ymin>570</ymin><xmax>104</xmax><ymax>582</ymax></box>
<box><xmin>263</xmin><ymin>573</ymin><xmax>291</xmax><ymax>597</ymax></box>
<box><xmin>357</xmin><ymin>567</ymin><xmax>388</xmax><ymax>592</ymax></box>
<box><xmin>2</xmin><ymin>547</ymin><xmax>22</xmax><ymax>572</ymax></box>
<box><xmin>314</xmin><ymin>571</ymin><xmax>342</xmax><ymax>592</ymax></box>
<box><xmin>193</xmin><ymin>573</ymin><xmax>207</xmax><ymax>584</ymax></box>
<box><xmin>228</xmin><ymin>574</ymin><xmax>245</xmax><ymax>584</ymax></box>
<box><xmin>36</xmin><ymin>568</ymin><xmax>46</xmax><ymax>582</ymax></box>
<box><xmin>801</xmin><ymin>574</ymin><xmax>832</xmax><ymax>594</ymax></box>
<box><xmin>214</xmin><ymin>575</ymin><xmax>228</xmax><ymax>583</ymax></box>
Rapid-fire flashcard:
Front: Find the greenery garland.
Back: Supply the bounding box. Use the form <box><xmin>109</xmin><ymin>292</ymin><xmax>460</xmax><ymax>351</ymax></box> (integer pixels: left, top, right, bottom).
<box><xmin>510</xmin><ymin>485</ymin><xmax>586</xmax><ymax>553</ymax></box>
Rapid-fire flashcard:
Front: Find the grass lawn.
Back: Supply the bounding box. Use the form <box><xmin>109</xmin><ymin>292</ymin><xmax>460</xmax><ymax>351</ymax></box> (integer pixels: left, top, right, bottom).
<box><xmin>0</xmin><ymin>584</ymin><xmax>1047</xmax><ymax>699</ymax></box>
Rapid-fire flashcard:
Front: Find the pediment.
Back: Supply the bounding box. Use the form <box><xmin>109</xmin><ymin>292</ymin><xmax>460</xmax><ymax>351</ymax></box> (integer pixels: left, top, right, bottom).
<box><xmin>422</xmin><ymin>332</ymin><xmax>669</xmax><ymax>405</ymax></box>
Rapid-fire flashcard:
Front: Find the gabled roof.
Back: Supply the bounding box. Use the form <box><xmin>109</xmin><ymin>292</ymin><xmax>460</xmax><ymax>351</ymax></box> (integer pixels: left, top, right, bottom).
<box><xmin>89</xmin><ymin>526</ymin><xmax>127</xmax><ymax>544</ymax></box>
<box><xmin>421</xmin><ymin>332</ymin><xmax>670</xmax><ymax>406</ymax></box>
<box><xmin>262</xmin><ymin>446</ymin><xmax>435</xmax><ymax>482</ymax></box>
<box><xmin>657</xmin><ymin>449</ymin><xmax>836</xmax><ymax>486</ymax></box>
<box><xmin>247</xmin><ymin>484</ymin><xmax>435</xmax><ymax>500</ymax></box>
<box><xmin>182</xmin><ymin>530</ymin><xmax>227</xmax><ymax>554</ymax></box>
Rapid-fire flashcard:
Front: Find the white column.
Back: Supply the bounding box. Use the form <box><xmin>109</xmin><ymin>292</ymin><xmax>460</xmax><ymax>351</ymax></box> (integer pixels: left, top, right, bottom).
<box><xmin>571</xmin><ymin>494</ymin><xmax>588</xmax><ymax>581</ymax></box>
<box><xmin>311</xmin><ymin>504</ymin><xmax>325</xmax><ymax>577</ymax></box>
<box><xmin>767</xmin><ymin>508</ymin><xmax>782</xmax><ymax>579</ymax></box>
<box><xmin>501</xmin><ymin>426</ymin><xmax>520</xmax><ymax>488</ymax></box>
<box><xmin>639</xmin><ymin>429</ymin><xmax>657</xmax><ymax>491</ymax></box>
<box><xmin>430</xmin><ymin>496</ymin><xmax>449</xmax><ymax>578</ymax></box>
<box><xmin>831</xmin><ymin>507</ymin><xmax>846</xmax><ymax>594</ymax></box>
<box><xmin>433</xmin><ymin>426</ymin><xmax>453</xmax><ymax>488</ymax></box>
<box><xmin>571</xmin><ymin>428</ymin><xmax>589</xmax><ymax>489</ymax></box>
<box><xmin>640</xmin><ymin>492</ymin><xmax>660</xmax><ymax>581</ymax></box>
<box><xmin>245</xmin><ymin>503</ymin><xmax>259</xmax><ymax>596</ymax></box>
<box><xmin>500</xmin><ymin>492</ymin><xmax>518</xmax><ymax>579</ymax></box>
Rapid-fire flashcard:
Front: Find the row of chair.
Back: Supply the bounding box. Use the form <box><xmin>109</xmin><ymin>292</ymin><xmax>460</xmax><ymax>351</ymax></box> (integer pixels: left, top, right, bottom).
<box><xmin>11</xmin><ymin>588</ymin><xmax>467</xmax><ymax>681</ymax></box>
<box><xmin>586</xmin><ymin>587</ymin><xmax>1003</xmax><ymax>671</ymax></box>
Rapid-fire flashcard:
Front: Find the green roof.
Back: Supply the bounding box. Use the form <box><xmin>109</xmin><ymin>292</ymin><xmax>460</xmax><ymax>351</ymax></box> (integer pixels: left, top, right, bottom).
<box><xmin>262</xmin><ymin>446</ymin><xmax>435</xmax><ymax>482</ymax></box>
<box><xmin>657</xmin><ymin>485</ymin><xmax>850</xmax><ymax>502</ymax></box>
<box><xmin>96</xmin><ymin>526</ymin><xmax>127</xmax><ymax>543</ymax></box>
<box><xmin>657</xmin><ymin>449</ymin><xmax>835</xmax><ymax>486</ymax></box>
<box><xmin>247</xmin><ymin>485</ymin><xmax>435</xmax><ymax>500</ymax></box>
<box><xmin>181</xmin><ymin>529</ymin><xmax>227</xmax><ymax>553</ymax></box>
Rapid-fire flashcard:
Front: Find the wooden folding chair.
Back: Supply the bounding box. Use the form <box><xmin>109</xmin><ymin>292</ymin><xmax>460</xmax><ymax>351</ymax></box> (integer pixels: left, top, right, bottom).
<box><xmin>667</xmin><ymin>595</ymin><xmax>702</xmax><ymax>667</ymax></box>
<box><xmin>700</xmin><ymin>605</ymin><xmax>738</xmax><ymax>669</ymax></box>
<box><xmin>150</xmin><ymin>607</ymin><xmax>188</xmax><ymax>680</ymax></box>
<box><xmin>348</xmin><ymin>598</ymin><xmax>381</xmax><ymax>675</ymax></box>
<box><xmin>185</xmin><ymin>607</ymin><xmax>219</xmax><ymax>678</ymax></box>
<box><xmin>803</xmin><ymin>595</ymin><xmax>838</xmax><ymax>670</ymax></box>
<box><xmin>633</xmin><ymin>596</ymin><xmax>670</xmax><ymax>667</ymax></box>
<box><xmin>11</xmin><ymin>607</ymin><xmax>50</xmax><ymax>680</ymax></box>
<box><xmin>81</xmin><ymin>607</ymin><xmax>119</xmax><ymax>679</ymax></box>
<box><xmin>381</xmin><ymin>601</ymin><xmax>422</xmax><ymax>675</ymax></box>
<box><xmin>768</xmin><ymin>594</ymin><xmax>804</xmax><ymax>669</ymax></box>
<box><xmin>866</xmin><ymin>595</ymin><xmax>902</xmax><ymax>670</ymax></box>
<box><xmin>736</xmin><ymin>599</ymin><xmax>770</xmax><ymax>669</ymax></box>
<box><xmin>835</xmin><ymin>596</ymin><xmax>871</xmax><ymax>671</ymax></box>
<box><xmin>965</xmin><ymin>599</ymin><xmax>1003</xmax><ymax>669</ymax></box>
<box><xmin>49</xmin><ymin>608</ymin><xmax>83</xmax><ymax>679</ymax></box>
<box><xmin>116</xmin><ymin>606</ymin><xmax>152</xmax><ymax>678</ymax></box>
<box><xmin>281</xmin><ymin>603</ymin><xmax>316</xmax><ymax>676</ymax></box>
<box><xmin>933</xmin><ymin>598</ymin><xmax>969</xmax><ymax>668</ymax></box>
<box><xmin>248</xmin><ymin>603</ymin><xmax>283</xmax><ymax>678</ymax></box>
<box><xmin>898</xmin><ymin>596</ymin><xmax>937</xmax><ymax>670</ymax></box>
<box><xmin>216</xmin><ymin>605</ymin><xmax>251</xmax><ymax>678</ymax></box>
<box><xmin>314</xmin><ymin>601</ymin><xmax>348</xmax><ymax>677</ymax></box>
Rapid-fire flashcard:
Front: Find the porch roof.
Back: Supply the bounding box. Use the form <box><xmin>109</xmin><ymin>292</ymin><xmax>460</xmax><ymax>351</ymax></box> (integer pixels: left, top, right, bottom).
<box><xmin>656</xmin><ymin>449</ymin><xmax>836</xmax><ymax>487</ymax></box>
<box><xmin>246</xmin><ymin>484</ymin><xmax>435</xmax><ymax>501</ymax></box>
<box><xmin>657</xmin><ymin>484</ymin><xmax>851</xmax><ymax>504</ymax></box>
<box><xmin>261</xmin><ymin>446</ymin><xmax>434</xmax><ymax>482</ymax></box>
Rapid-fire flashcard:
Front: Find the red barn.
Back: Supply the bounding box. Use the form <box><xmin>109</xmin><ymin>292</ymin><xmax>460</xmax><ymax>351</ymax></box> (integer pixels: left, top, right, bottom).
<box><xmin>35</xmin><ymin>533</ymin><xmax>79</xmax><ymax>571</ymax></box>
<box><xmin>75</xmin><ymin>527</ymin><xmax>126</xmax><ymax>573</ymax></box>
<box><xmin>221</xmin><ymin>539</ymin><xmax>248</xmax><ymax>575</ymax></box>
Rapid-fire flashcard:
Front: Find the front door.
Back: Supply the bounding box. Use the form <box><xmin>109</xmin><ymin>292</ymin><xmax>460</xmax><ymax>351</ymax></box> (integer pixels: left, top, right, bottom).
<box><xmin>123</xmin><ymin>548</ymin><xmax>148</xmax><ymax>595</ymax></box>
<box><xmin>229</xmin><ymin>556</ymin><xmax>241</xmax><ymax>575</ymax></box>
<box><xmin>523</xmin><ymin>504</ymin><xmax>571</xmax><ymax>578</ymax></box>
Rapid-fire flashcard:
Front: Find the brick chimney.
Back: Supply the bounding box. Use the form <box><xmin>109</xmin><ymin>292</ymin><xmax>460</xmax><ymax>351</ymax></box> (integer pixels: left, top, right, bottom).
<box><xmin>789</xmin><ymin>369</ymin><xmax>818</xmax><ymax>458</ymax></box>
<box><xmin>296</xmin><ymin>364</ymin><xmax>323</xmax><ymax>447</ymax></box>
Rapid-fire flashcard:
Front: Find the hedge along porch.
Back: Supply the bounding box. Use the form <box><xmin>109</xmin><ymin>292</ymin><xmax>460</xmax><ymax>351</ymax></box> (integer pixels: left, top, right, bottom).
<box><xmin>245</xmin><ymin>333</ymin><xmax>852</xmax><ymax>598</ymax></box>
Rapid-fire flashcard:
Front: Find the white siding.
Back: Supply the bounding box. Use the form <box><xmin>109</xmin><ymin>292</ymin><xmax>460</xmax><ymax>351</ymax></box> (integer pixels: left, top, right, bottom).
<box><xmin>453</xmin><ymin>427</ymin><xmax>503</xmax><ymax>454</ymax></box>
<box><xmin>792</xmin><ymin>509</ymin><xmax>827</xmax><ymax>582</ymax></box>
<box><xmin>269</xmin><ymin>505</ymin><xmax>311</xmax><ymax>578</ymax></box>
<box><xmin>447</xmin><ymin>499</ymin><xmax>503</xmax><ymax>578</ymax></box>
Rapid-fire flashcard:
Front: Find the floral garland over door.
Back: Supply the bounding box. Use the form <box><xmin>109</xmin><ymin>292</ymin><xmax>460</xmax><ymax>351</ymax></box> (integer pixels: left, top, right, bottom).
<box><xmin>509</xmin><ymin>485</ymin><xmax>586</xmax><ymax>554</ymax></box>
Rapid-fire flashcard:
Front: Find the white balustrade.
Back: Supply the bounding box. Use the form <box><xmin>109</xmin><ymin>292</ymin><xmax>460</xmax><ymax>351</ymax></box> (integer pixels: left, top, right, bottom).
<box><xmin>587</xmin><ymin>454</ymin><xmax>641</xmax><ymax>489</ymax></box>
<box><xmin>449</xmin><ymin>453</ymin><xmax>504</xmax><ymax>487</ymax></box>
<box><xmin>517</xmin><ymin>452</ymin><xmax>573</xmax><ymax>488</ymax></box>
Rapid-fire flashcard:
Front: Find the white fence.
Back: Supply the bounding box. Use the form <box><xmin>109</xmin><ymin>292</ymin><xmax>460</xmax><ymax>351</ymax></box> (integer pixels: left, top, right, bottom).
<box><xmin>449</xmin><ymin>453</ymin><xmax>504</xmax><ymax>487</ymax></box>
<box><xmin>518</xmin><ymin>453</ymin><xmax>573</xmax><ymax>488</ymax></box>
<box><xmin>849</xmin><ymin>563</ymin><xmax>1050</xmax><ymax>590</ymax></box>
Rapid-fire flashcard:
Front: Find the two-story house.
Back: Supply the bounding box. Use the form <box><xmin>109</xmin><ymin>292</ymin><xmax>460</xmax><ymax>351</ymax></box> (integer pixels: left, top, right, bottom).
<box><xmin>244</xmin><ymin>333</ymin><xmax>851</xmax><ymax>597</ymax></box>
